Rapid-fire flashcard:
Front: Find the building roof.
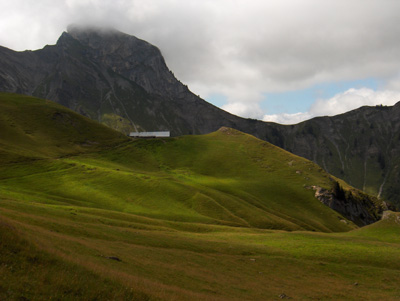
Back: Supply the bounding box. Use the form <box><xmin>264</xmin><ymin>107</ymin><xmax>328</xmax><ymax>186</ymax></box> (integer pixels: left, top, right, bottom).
<box><xmin>129</xmin><ymin>131</ymin><xmax>170</xmax><ymax>137</ymax></box>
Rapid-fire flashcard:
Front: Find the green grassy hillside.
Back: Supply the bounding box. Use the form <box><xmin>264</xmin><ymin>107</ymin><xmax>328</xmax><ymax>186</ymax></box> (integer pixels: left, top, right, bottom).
<box><xmin>1</xmin><ymin>93</ymin><xmax>399</xmax><ymax>300</ymax></box>
<box><xmin>0</xmin><ymin>93</ymin><xmax>357</xmax><ymax>232</ymax></box>
<box><xmin>0</xmin><ymin>93</ymin><xmax>128</xmax><ymax>163</ymax></box>
<box><xmin>1</xmin><ymin>201</ymin><xmax>400</xmax><ymax>300</ymax></box>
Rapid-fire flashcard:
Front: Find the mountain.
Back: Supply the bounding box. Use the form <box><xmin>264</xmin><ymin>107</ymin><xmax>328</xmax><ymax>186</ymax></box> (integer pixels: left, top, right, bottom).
<box><xmin>0</xmin><ymin>25</ymin><xmax>248</xmax><ymax>136</ymax></box>
<box><xmin>1</xmin><ymin>93</ymin><xmax>400</xmax><ymax>300</ymax></box>
<box><xmin>0</xmin><ymin>26</ymin><xmax>399</xmax><ymax>208</ymax></box>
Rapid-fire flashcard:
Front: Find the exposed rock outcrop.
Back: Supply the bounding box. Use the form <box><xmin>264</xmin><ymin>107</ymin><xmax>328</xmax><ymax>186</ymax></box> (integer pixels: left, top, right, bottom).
<box><xmin>312</xmin><ymin>184</ymin><xmax>383</xmax><ymax>226</ymax></box>
<box><xmin>381</xmin><ymin>211</ymin><xmax>400</xmax><ymax>224</ymax></box>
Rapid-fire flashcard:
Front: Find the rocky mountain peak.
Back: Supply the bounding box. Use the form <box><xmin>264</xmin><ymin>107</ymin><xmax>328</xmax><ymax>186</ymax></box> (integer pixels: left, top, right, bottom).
<box><xmin>67</xmin><ymin>24</ymin><xmax>121</xmax><ymax>36</ymax></box>
<box><xmin>66</xmin><ymin>24</ymin><xmax>133</xmax><ymax>52</ymax></box>
<box><xmin>63</xmin><ymin>24</ymin><xmax>180</xmax><ymax>96</ymax></box>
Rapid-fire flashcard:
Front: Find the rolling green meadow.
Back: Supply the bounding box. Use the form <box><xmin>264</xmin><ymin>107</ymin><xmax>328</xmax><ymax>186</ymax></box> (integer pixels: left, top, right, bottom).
<box><xmin>1</xmin><ymin>93</ymin><xmax>400</xmax><ymax>300</ymax></box>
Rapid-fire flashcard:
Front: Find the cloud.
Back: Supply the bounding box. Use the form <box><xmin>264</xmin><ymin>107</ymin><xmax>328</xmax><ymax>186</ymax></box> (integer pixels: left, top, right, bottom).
<box><xmin>222</xmin><ymin>102</ymin><xmax>264</xmax><ymax>119</ymax></box>
<box><xmin>263</xmin><ymin>112</ymin><xmax>313</xmax><ymax>125</ymax></box>
<box><xmin>310</xmin><ymin>88</ymin><xmax>400</xmax><ymax>116</ymax></box>
<box><xmin>263</xmin><ymin>87</ymin><xmax>400</xmax><ymax>124</ymax></box>
<box><xmin>2</xmin><ymin>0</ymin><xmax>400</xmax><ymax>119</ymax></box>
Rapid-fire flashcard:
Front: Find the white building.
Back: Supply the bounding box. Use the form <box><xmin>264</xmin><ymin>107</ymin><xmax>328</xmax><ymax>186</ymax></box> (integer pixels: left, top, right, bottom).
<box><xmin>129</xmin><ymin>131</ymin><xmax>170</xmax><ymax>138</ymax></box>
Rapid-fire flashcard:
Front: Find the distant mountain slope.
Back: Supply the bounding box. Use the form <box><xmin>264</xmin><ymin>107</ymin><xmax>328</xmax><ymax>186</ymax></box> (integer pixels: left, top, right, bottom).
<box><xmin>262</xmin><ymin>103</ymin><xmax>400</xmax><ymax>208</ymax></box>
<box><xmin>0</xmin><ymin>27</ymin><xmax>399</xmax><ymax>207</ymax></box>
<box><xmin>0</xmin><ymin>93</ymin><xmax>385</xmax><ymax>230</ymax></box>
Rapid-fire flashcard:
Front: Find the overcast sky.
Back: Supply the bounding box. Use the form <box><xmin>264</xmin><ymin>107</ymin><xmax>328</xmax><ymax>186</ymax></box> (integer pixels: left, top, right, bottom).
<box><xmin>1</xmin><ymin>0</ymin><xmax>400</xmax><ymax>124</ymax></box>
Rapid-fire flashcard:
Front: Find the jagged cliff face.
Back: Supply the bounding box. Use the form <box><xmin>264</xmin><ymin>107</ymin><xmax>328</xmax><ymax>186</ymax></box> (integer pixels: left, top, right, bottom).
<box><xmin>0</xmin><ymin>26</ymin><xmax>399</xmax><ymax>208</ymax></box>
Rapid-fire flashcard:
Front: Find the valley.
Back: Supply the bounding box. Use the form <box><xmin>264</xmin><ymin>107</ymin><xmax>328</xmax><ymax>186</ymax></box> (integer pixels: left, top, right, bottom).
<box><xmin>1</xmin><ymin>93</ymin><xmax>400</xmax><ymax>300</ymax></box>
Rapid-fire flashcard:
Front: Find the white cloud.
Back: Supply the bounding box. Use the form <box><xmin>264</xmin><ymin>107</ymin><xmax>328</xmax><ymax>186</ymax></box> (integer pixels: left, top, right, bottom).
<box><xmin>263</xmin><ymin>87</ymin><xmax>400</xmax><ymax>124</ymax></box>
<box><xmin>263</xmin><ymin>112</ymin><xmax>313</xmax><ymax>125</ymax></box>
<box><xmin>222</xmin><ymin>102</ymin><xmax>264</xmax><ymax>119</ymax></box>
<box><xmin>311</xmin><ymin>88</ymin><xmax>400</xmax><ymax>116</ymax></box>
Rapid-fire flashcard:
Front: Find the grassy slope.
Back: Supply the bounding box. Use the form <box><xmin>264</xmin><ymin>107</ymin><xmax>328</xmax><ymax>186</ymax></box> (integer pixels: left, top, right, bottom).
<box><xmin>1</xmin><ymin>93</ymin><xmax>400</xmax><ymax>300</ymax></box>
<box><xmin>0</xmin><ymin>115</ymin><xmax>354</xmax><ymax>231</ymax></box>
<box><xmin>2</xmin><ymin>202</ymin><xmax>400</xmax><ymax>300</ymax></box>
<box><xmin>0</xmin><ymin>92</ymin><xmax>128</xmax><ymax>163</ymax></box>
